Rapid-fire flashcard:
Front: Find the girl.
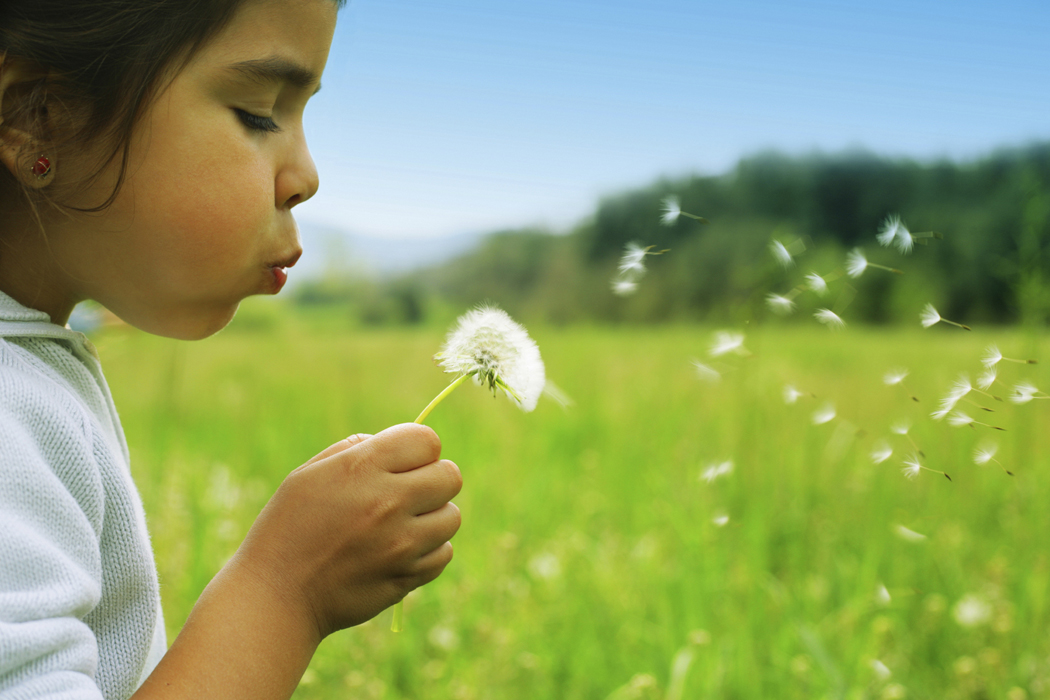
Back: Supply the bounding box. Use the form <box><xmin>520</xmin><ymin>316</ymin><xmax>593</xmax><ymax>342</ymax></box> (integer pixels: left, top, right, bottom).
<box><xmin>0</xmin><ymin>1</ymin><xmax>463</xmax><ymax>699</ymax></box>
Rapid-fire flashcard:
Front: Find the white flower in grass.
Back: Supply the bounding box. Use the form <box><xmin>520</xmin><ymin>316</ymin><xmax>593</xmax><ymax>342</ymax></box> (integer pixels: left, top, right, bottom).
<box><xmin>846</xmin><ymin>248</ymin><xmax>868</xmax><ymax>278</ymax></box>
<box><xmin>812</xmin><ymin>403</ymin><xmax>836</xmax><ymax>425</ymax></box>
<box><xmin>920</xmin><ymin>303</ymin><xmax>941</xmax><ymax>328</ymax></box>
<box><xmin>436</xmin><ymin>305</ymin><xmax>545</xmax><ymax>412</ymax></box>
<box><xmin>953</xmin><ymin>594</ymin><xmax>992</xmax><ymax>628</ymax></box>
<box><xmin>894</xmin><ymin>524</ymin><xmax>927</xmax><ymax>542</ymax></box>
<box><xmin>901</xmin><ymin>456</ymin><xmax>923</xmax><ymax>481</ymax></box>
<box><xmin>611</xmin><ymin>278</ymin><xmax>638</xmax><ymax>296</ymax></box>
<box><xmin>692</xmin><ymin>360</ymin><xmax>721</xmax><ymax>383</ymax></box>
<box><xmin>783</xmin><ymin>384</ymin><xmax>804</xmax><ymax>404</ymax></box>
<box><xmin>769</xmin><ymin>240</ymin><xmax>794</xmax><ymax>268</ymax></box>
<box><xmin>973</xmin><ymin>442</ymin><xmax>998</xmax><ymax>465</ymax></box>
<box><xmin>766</xmin><ymin>293</ymin><xmax>796</xmax><ymax>315</ymax></box>
<box><xmin>660</xmin><ymin>195</ymin><xmax>682</xmax><ymax>225</ymax></box>
<box><xmin>871</xmin><ymin>440</ymin><xmax>893</xmax><ymax>464</ymax></box>
<box><xmin>700</xmin><ymin>460</ymin><xmax>734</xmax><ymax>483</ymax></box>
<box><xmin>814</xmin><ymin>308</ymin><xmax>845</xmax><ymax>329</ymax></box>
<box><xmin>884</xmin><ymin>368</ymin><xmax>908</xmax><ymax>386</ymax></box>
<box><xmin>709</xmin><ymin>331</ymin><xmax>747</xmax><ymax>357</ymax></box>
<box><xmin>806</xmin><ymin>272</ymin><xmax>829</xmax><ymax>295</ymax></box>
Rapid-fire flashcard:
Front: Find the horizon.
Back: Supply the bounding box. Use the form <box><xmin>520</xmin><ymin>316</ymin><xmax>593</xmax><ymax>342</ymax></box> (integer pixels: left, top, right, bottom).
<box><xmin>299</xmin><ymin>0</ymin><xmax>1050</xmax><ymax>242</ymax></box>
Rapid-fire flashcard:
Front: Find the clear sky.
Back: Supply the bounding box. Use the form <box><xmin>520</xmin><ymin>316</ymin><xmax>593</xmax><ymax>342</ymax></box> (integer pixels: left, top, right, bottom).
<box><xmin>300</xmin><ymin>0</ymin><xmax>1050</xmax><ymax>240</ymax></box>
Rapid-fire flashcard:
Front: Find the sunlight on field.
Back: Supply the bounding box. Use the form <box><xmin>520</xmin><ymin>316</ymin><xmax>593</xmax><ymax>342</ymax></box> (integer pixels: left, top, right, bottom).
<box><xmin>96</xmin><ymin>309</ymin><xmax>1050</xmax><ymax>699</ymax></box>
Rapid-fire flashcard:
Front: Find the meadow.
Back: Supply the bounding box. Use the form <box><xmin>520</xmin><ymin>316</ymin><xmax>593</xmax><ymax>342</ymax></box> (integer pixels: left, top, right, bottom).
<box><xmin>95</xmin><ymin>301</ymin><xmax>1050</xmax><ymax>700</ymax></box>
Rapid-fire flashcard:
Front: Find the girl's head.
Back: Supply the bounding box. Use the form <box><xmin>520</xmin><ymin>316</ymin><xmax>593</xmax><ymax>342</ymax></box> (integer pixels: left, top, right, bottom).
<box><xmin>0</xmin><ymin>0</ymin><xmax>342</xmax><ymax>339</ymax></box>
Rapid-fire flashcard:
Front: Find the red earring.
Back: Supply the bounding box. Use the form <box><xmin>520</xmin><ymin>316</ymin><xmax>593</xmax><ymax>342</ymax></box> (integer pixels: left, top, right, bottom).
<box><xmin>32</xmin><ymin>155</ymin><xmax>51</xmax><ymax>178</ymax></box>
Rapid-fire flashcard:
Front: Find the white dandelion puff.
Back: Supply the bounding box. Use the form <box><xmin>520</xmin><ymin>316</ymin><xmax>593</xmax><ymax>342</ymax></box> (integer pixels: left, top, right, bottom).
<box><xmin>766</xmin><ymin>293</ymin><xmax>797</xmax><ymax>315</ymax></box>
<box><xmin>920</xmin><ymin>303</ymin><xmax>970</xmax><ymax>330</ymax></box>
<box><xmin>806</xmin><ymin>272</ymin><xmax>829</xmax><ymax>296</ymax></box>
<box><xmin>709</xmin><ymin>331</ymin><xmax>747</xmax><ymax>357</ymax></box>
<box><xmin>877</xmin><ymin>214</ymin><xmax>903</xmax><ymax>248</ymax></box>
<box><xmin>611</xmin><ymin>278</ymin><xmax>638</xmax><ymax>296</ymax></box>
<box><xmin>812</xmin><ymin>403</ymin><xmax>837</xmax><ymax>425</ymax></box>
<box><xmin>618</xmin><ymin>242</ymin><xmax>649</xmax><ymax>276</ymax></box>
<box><xmin>951</xmin><ymin>374</ymin><xmax>973</xmax><ymax>400</ymax></box>
<box><xmin>431</xmin><ymin>305</ymin><xmax>546</xmax><ymax>414</ymax></box>
<box><xmin>846</xmin><ymin>248</ymin><xmax>868</xmax><ymax>278</ymax></box>
<box><xmin>814</xmin><ymin>308</ymin><xmax>845</xmax><ymax>329</ymax></box>
<box><xmin>770</xmin><ymin>240</ymin><xmax>794</xmax><ymax>268</ymax></box>
<box><xmin>711</xmin><ymin>513</ymin><xmax>730</xmax><ymax>527</ymax></box>
<box><xmin>700</xmin><ymin>460</ymin><xmax>734</xmax><ymax>483</ymax></box>
<box><xmin>973</xmin><ymin>442</ymin><xmax>998</xmax><ymax>465</ymax></box>
<box><xmin>661</xmin><ymin>195</ymin><xmax>682</xmax><ymax>225</ymax></box>
<box><xmin>901</xmin><ymin>457</ymin><xmax>922</xmax><ymax>481</ymax></box>
<box><xmin>692</xmin><ymin>360</ymin><xmax>722</xmax><ymax>383</ymax></box>
<box><xmin>884</xmin><ymin>368</ymin><xmax>908</xmax><ymax>386</ymax></box>
<box><xmin>982</xmin><ymin>344</ymin><xmax>1037</xmax><ymax>367</ymax></box>
<box><xmin>1009</xmin><ymin>381</ymin><xmax>1049</xmax><ymax>404</ymax></box>
<box><xmin>890</xmin><ymin>420</ymin><xmax>910</xmax><ymax>435</ymax></box>
<box><xmin>894</xmin><ymin>524</ymin><xmax>927</xmax><ymax>542</ymax></box>
<box><xmin>977</xmin><ymin>367</ymin><xmax>997</xmax><ymax>390</ymax></box>
<box><xmin>783</xmin><ymin>384</ymin><xmax>804</xmax><ymax>404</ymax></box>
<box><xmin>947</xmin><ymin>411</ymin><xmax>973</xmax><ymax>427</ymax></box>
<box><xmin>871</xmin><ymin>440</ymin><xmax>893</xmax><ymax>464</ymax></box>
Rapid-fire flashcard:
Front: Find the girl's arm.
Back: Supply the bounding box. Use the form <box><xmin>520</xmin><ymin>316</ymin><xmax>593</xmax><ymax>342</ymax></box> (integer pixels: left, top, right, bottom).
<box><xmin>134</xmin><ymin>424</ymin><xmax>462</xmax><ymax>699</ymax></box>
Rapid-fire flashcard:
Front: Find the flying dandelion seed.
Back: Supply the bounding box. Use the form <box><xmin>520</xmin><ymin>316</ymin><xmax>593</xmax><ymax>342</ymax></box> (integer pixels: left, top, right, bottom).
<box><xmin>392</xmin><ymin>305</ymin><xmax>545</xmax><ymax>631</ymax></box>
<box><xmin>875</xmin><ymin>584</ymin><xmax>892</xmax><ymax>607</ymax></box>
<box><xmin>660</xmin><ymin>194</ymin><xmax>709</xmax><ymax>226</ymax></box>
<box><xmin>711</xmin><ymin>513</ymin><xmax>730</xmax><ymax>527</ymax></box>
<box><xmin>982</xmin><ymin>344</ymin><xmax>1037</xmax><ymax>366</ymax></box>
<box><xmin>877</xmin><ymin>214</ymin><xmax>903</xmax><ymax>248</ymax></box>
<box><xmin>700</xmin><ymin>460</ymin><xmax>734</xmax><ymax>483</ymax></box>
<box><xmin>1009</xmin><ymin>381</ymin><xmax>1050</xmax><ymax>404</ymax></box>
<box><xmin>948</xmin><ymin>410</ymin><xmax>1005</xmax><ymax>431</ymax></box>
<box><xmin>973</xmin><ymin>441</ymin><xmax>1012</xmax><ymax>475</ymax></box>
<box><xmin>884</xmin><ymin>368</ymin><xmax>919</xmax><ymax>401</ymax></box>
<box><xmin>611</xmin><ymin>279</ymin><xmax>638</xmax><ymax>296</ymax></box>
<box><xmin>812</xmin><ymin>403</ymin><xmax>837</xmax><ymax>425</ymax></box>
<box><xmin>894</xmin><ymin>524</ymin><xmax>927</xmax><ymax>542</ymax></box>
<box><xmin>871</xmin><ymin>440</ymin><xmax>894</xmax><ymax>464</ymax></box>
<box><xmin>846</xmin><ymin>248</ymin><xmax>902</xmax><ymax>278</ymax></box>
<box><xmin>902</xmin><ymin>453</ymin><xmax>951</xmax><ymax>481</ymax></box>
<box><xmin>955</xmin><ymin>372</ymin><xmax>1001</xmax><ymax>403</ymax></box>
<box><xmin>709</xmin><ymin>331</ymin><xmax>747</xmax><ymax>357</ymax></box>
<box><xmin>806</xmin><ymin>272</ymin><xmax>829</xmax><ymax>296</ymax></box>
<box><xmin>766</xmin><ymin>293</ymin><xmax>797</xmax><ymax>315</ymax></box>
<box><xmin>920</xmin><ymin>303</ymin><xmax>970</xmax><ymax>330</ymax></box>
<box><xmin>692</xmin><ymin>360</ymin><xmax>721</xmax><ymax>383</ymax></box>
<box><xmin>977</xmin><ymin>367</ymin><xmax>998</xmax><ymax>391</ymax></box>
<box><xmin>870</xmin><ymin>659</ymin><xmax>892</xmax><ymax>682</ymax></box>
<box><xmin>783</xmin><ymin>384</ymin><xmax>805</xmax><ymax>404</ymax></box>
<box><xmin>769</xmin><ymin>240</ymin><xmax>794</xmax><ymax>268</ymax></box>
<box><xmin>618</xmin><ymin>242</ymin><xmax>649</xmax><ymax>276</ymax></box>
<box><xmin>890</xmin><ymin>420</ymin><xmax>910</xmax><ymax>435</ymax></box>
<box><xmin>814</xmin><ymin>308</ymin><xmax>845</xmax><ymax>329</ymax></box>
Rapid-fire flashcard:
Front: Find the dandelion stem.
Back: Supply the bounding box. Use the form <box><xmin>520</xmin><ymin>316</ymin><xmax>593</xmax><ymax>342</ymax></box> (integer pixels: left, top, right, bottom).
<box><xmin>942</xmin><ymin>319</ymin><xmax>972</xmax><ymax>331</ymax></box>
<box><xmin>870</xmin><ymin>263</ymin><xmax>904</xmax><ymax>275</ymax></box>
<box><xmin>681</xmin><ymin>212</ymin><xmax>710</xmax><ymax>224</ymax></box>
<box><xmin>414</xmin><ymin>373</ymin><xmax>472</xmax><ymax>424</ymax></box>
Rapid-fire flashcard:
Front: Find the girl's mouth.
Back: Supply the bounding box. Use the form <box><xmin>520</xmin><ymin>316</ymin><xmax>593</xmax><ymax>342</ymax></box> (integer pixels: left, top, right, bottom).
<box><xmin>270</xmin><ymin>266</ymin><xmax>288</xmax><ymax>293</ymax></box>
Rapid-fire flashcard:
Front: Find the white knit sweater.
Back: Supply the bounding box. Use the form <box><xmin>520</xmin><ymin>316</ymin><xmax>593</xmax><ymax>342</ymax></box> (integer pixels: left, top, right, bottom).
<box><xmin>0</xmin><ymin>292</ymin><xmax>165</xmax><ymax>700</ymax></box>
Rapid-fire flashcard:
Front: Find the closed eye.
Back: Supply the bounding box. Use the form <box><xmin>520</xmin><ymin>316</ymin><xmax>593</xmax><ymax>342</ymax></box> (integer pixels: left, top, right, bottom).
<box><xmin>235</xmin><ymin>108</ymin><xmax>281</xmax><ymax>134</ymax></box>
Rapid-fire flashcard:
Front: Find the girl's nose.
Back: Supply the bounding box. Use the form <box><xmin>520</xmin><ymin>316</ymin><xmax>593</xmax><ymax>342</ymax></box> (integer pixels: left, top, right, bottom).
<box><xmin>276</xmin><ymin>136</ymin><xmax>319</xmax><ymax>209</ymax></box>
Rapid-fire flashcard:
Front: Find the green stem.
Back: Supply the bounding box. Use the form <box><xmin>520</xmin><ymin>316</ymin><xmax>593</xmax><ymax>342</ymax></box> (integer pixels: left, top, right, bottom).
<box><xmin>391</xmin><ymin>373</ymin><xmax>472</xmax><ymax>633</ymax></box>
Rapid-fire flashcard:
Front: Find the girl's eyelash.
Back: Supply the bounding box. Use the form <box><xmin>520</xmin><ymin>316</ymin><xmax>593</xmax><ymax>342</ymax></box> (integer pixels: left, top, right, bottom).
<box><xmin>234</xmin><ymin>109</ymin><xmax>281</xmax><ymax>133</ymax></box>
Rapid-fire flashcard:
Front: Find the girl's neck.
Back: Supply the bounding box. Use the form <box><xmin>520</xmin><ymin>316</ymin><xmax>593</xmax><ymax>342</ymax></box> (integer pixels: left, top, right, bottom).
<box><xmin>0</xmin><ymin>212</ymin><xmax>79</xmax><ymax>326</ymax></box>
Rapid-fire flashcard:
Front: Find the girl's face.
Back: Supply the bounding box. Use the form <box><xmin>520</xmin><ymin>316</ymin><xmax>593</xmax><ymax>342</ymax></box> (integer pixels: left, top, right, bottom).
<box><xmin>35</xmin><ymin>0</ymin><xmax>337</xmax><ymax>339</ymax></box>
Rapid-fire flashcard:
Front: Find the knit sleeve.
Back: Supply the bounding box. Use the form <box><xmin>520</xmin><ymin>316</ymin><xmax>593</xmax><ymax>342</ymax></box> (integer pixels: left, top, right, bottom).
<box><xmin>0</xmin><ymin>401</ymin><xmax>107</xmax><ymax>700</ymax></box>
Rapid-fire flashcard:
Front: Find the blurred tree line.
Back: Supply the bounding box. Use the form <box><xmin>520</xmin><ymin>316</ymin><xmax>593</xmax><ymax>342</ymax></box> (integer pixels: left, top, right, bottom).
<box><xmin>293</xmin><ymin>143</ymin><xmax>1050</xmax><ymax>327</ymax></box>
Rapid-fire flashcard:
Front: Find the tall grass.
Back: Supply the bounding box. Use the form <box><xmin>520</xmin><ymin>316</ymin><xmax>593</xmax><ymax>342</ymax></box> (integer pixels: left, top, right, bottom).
<box><xmin>97</xmin><ymin>303</ymin><xmax>1050</xmax><ymax>699</ymax></box>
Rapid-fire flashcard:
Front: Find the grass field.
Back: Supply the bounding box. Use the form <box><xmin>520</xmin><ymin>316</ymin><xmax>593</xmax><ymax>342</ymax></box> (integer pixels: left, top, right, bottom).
<box><xmin>94</xmin><ymin>301</ymin><xmax>1050</xmax><ymax>700</ymax></box>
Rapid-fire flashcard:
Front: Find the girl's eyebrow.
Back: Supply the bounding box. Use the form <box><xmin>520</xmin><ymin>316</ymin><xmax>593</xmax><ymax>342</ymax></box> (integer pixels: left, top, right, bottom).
<box><xmin>223</xmin><ymin>56</ymin><xmax>322</xmax><ymax>95</ymax></box>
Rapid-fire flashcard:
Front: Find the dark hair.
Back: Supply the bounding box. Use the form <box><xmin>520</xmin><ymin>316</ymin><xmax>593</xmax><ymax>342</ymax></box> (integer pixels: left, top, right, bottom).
<box><xmin>0</xmin><ymin>0</ymin><xmax>344</xmax><ymax>212</ymax></box>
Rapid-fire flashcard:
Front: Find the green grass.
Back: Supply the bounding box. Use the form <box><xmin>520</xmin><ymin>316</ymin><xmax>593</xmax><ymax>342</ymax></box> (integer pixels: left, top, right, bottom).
<box><xmin>96</xmin><ymin>304</ymin><xmax>1050</xmax><ymax>699</ymax></box>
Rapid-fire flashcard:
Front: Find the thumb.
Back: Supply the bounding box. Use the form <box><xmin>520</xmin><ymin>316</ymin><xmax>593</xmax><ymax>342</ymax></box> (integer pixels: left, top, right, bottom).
<box><xmin>301</xmin><ymin>433</ymin><xmax>373</xmax><ymax>469</ymax></box>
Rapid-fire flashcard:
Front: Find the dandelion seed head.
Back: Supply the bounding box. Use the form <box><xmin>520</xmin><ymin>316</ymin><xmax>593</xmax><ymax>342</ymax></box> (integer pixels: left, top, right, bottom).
<box><xmin>709</xmin><ymin>331</ymin><xmax>746</xmax><ymax>357</ymax></box>
<box><xmin>660</xmin><ymin>195</ymin><xmax>681</xmax><ymax>225</ymax></box>
<box><xmin>806</xmin><ymin>272</ymin><xmax>828</xmax><ymax>296</ymax></box>
<box><xmin>951</xmin><ymin>374</ymin><xmax>973</xmax><ymax>398</ymax></box>
<box><xmin>977</xmin><ymin>367</ymin><xmax>997</xmax><ymax>390</ymax></box>
<box><xmin>814</xmin><ymin>308</ymin><xmax>845</xmax><ymax>329</ymax></box>
<box><xmin>783</xmin><ymin>384</ymin><xmax>804</xmax><ymax>404</ymax></box>
<box><xmin>846</xmin><ymin>248</ymin><xmax>868</xmax><ymax>278</ymax></box>
<box><xmin>894</xmin><ymin>224</ymin><xmax>914</xmax><ymax>254</ymax></box>
<box><xmin>877</xmin><ymin>214</ymin><xmax>902</xmax><ymax>248</ymax></box>
<box><xmin>871</xmin><ymin>441</ymin><xmax>893</xmax><ymax>464</ymax></box>
<box><xmin>947</xmin><ymin>411</ymin><xmax>973</xmax><ymax>427</ymax></box>
<box><xmin>884</xmin><ymin>368</ymin><xmax>909</xmax><ymax>386</ymax></box>
<box><xmin>982</xmin><ymin>345</ymin><xmax>1003</xmax><ymax>367</ymax></box>
<box><xmin>973</xmin><ymin>442</ymin><xmax>998</xmax><ymax>465</ymax></box>
<box><xmin>812</xmin><ymin>403</ymin><xmax>836</xmax><ymax>425</ymax></box>
<box><xmin>437</xmin><ymin>305</ymin><xmax>546</xmax><ymax>412</ymax></box>
<box><xmin>618</xmin><ymin>242</ymin><xmax>649</xmax><ymax>276</ymax></box>
<box><xmin>920</xmin><ymin>303</ymin><xmax>941</xmax><ymax>328</ymax></box>
<box><xmin>611</xmin><ymin>278</ymin><xmax>638</xmax><ymax>296</ymax></box>
<box><xmin>769</xmin><ymin>240</ymin><xmax>794</xmax><ymax>268</ymax></box>
<box><xmin>692</xmin><ymin>360</ymin><xmax>722</xmax><ymax>383</ymax></box>
<box><xmin>894</xmin><ymin>524</ymin><xmax>927</xmax><ymax>542</ymax></box>
<box><xmin>766</xmin><ymin>293</ymin><xmax>796</xmax><ymax>315</ymax></box>
<box><xmin>901</xmin><ymin>457</ymin><xmax>922</xmax><ymax>481</ymax></box>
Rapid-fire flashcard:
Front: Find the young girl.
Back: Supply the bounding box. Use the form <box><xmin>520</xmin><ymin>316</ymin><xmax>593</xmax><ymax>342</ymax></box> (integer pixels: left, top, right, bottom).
<box><xmin>0</xmin><ymin>1</ymin><xmax>463</xmax><ymax>698</ymax></box>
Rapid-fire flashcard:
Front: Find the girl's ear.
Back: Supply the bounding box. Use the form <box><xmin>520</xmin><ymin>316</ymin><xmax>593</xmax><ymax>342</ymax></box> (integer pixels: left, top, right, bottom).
<box><xmin>0</xmin><ymin>56</ymin><xmax>54</xmax><ymax>189</ymax></box>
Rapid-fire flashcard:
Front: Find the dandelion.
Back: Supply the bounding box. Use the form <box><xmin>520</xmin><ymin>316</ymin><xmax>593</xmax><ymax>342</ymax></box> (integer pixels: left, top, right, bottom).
<box><xmin>977</xmin><ymin>366</ymin><xmax>998</xmax><ymax>391</ymax></box>
<box><xmin>766</xmin><ymin>293</ymin><xmax>797</xmax><ymax>315</ymax></box>
<box><xmin>973</xmin><ymin>442</ymin><xmax>1012</xmax><ymax>476</ymax></box>
<box><xmin>902</xmin><ymin>453</ymin><xmax>951</xmax><ymax>481</ymax></box>
<box><xmin>814</xmin><ymin>308</ymin><xmax>845</xmax><ymax>329</ymax></box>
<box><xmin>877</xmin><ymin>214</ymin><xmax>941</xmax><ymax>254</ymax></box>
<box><xmin>954</xmin><ymin>372</ymin><xmax>1000</xmax><ymax>404</ymax></box>
<box><xmin>947</xmin><ymin>411</ymin><xmax>1005</xmax><ymax>431</ymax></box>
<box><xmin>611</xmin><ymin>278</ymin><xmax>638</xmax><ymax>296</ymax></box>
<box><xmin>871</xmin><ymin>440</ymin><xmax>894</xmax><ymax>464</ymax></box>
<box><xmin>660</xmin><ymin>194</ymin><xmax>709</xmax><ymax>226</ymax></box>
<box><xmin>812</xmin><ymin>403</ymin><xmax>836</xmax><ymax>425</ymax></box>
<box><xmin>806</xmin><ymin>272</ymin><xmax>829</xmax><ymax>296</ymax></box>
<box><xmin>394</xmin><ymin>305</ymin><xmax>545</xmax><ymax>631</ymax></box>
<box><xmin>982</xmin><ymin>344</ymin><xmax>1037</xmax><ymax>367</ymax></box>
<box><xmin>920</xmin><ymin>303</ymin><xmax>970</xmax><ymax>330</ymax></box>
<box><xmin>618</xmin><ymin>242</ymin><xmax>649</xmax><ymax>276</ymax></box>
<box><xmin>846</xmin><ymin>248</ymin><xmax>902</xmax><ymax>278</ymax></box>
<box><xmin>769</xmin><ymin>240</ymin><xmax>794</xmax><ymax>268</ymax></box>
<box><xmin>889</xmin><ymin>420</ymin><xmax>924</xmax><ymax>456</ymax></box>
<box><xmin>884</xmin><ymin>367</ymin><xmax>919</xmax><ymax>402</ymax></box>
<box><xmin>894</xmin><ymin>524</ymin><xmax>927</xmax><ymax>542</ymax></box>
<box><xmin>709</xmin><ymin>331</ymin><xmax>748</xmax><ymax>357</ymax></box>
<box><xmin>1009</xmin><ymin>381</ymin><xmax>1050</xmax><ymax>404</ymax></box>
<box><xmin>692</xmin><ymin>360</ymin><xmax>721</xmax><ymax>383</ymax></box>
<box><xmin>700</xmin><ymin>460</ymin><xmax>734</xmax><ymax>483</ymax></box>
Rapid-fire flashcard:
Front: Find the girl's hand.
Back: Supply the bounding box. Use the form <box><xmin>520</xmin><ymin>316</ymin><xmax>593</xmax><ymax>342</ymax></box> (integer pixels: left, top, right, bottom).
<box><xmin>229</xmin><ymin>423</ymin><xmax>462</xmax><ymax>638</ymax></box>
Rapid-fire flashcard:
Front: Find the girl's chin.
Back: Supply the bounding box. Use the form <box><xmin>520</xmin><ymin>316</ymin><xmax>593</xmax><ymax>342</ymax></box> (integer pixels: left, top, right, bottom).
<box><xmin>115</xmin><ymin>302</ymin><xmax>240</xmax><ymax>341</ymax></box>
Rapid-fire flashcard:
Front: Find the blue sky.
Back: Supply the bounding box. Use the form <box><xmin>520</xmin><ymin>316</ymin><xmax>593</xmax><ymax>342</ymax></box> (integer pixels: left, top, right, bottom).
<box><xmin>300</xmin><ymin>0</ymin><xmax>1050</xmax><ymax>240</ymax></box>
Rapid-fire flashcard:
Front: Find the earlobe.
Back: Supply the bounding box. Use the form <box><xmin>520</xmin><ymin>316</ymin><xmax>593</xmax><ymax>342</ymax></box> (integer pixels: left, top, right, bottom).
<box><xmin>0</xmin><ymin>56</ymin><xmax>53</xmax><ymax>188</ymax></box>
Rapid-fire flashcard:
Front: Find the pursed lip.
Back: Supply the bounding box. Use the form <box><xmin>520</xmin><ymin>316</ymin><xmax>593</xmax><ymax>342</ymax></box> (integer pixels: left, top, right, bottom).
<box><xmin>266</xmin><ymin>248</ymin><xmax>302</xmax><ymax>294</ymax></box>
